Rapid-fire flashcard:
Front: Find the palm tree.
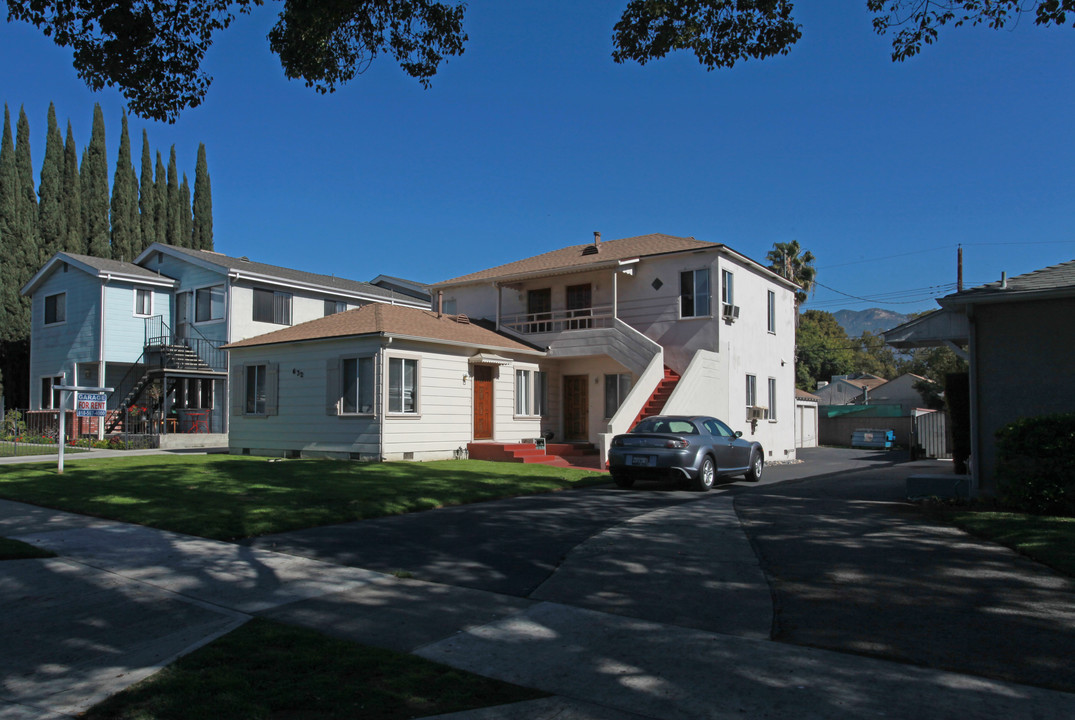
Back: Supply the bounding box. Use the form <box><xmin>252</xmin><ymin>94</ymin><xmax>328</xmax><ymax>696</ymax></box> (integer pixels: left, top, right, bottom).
<box><xmin>767</xmin><ymin>240</ymin><xmax>816</xmax><ymax>307</ymax></box>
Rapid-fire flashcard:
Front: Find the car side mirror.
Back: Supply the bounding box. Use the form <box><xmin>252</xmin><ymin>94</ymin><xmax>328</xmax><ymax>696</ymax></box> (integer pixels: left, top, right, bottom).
<box><xmin>735</xmin><ymin>431</ymin><xmax>743</xmax><ymax>438</ymax></box>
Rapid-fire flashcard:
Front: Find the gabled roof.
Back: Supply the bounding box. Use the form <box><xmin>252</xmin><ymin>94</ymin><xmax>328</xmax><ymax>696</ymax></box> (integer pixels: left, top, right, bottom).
<box><xmin>21</xmin><ymin>252</ymin><xmax>178</xmax><ymax>295</ymax></box>
<box><xmin>135</xmin><ymin>243</ymin><xmax>424</xmax><ymax>306</ymax></box>
<box><xmin>795</xmin><ymin>388</ymin><xmax>821</xmax><ymax>402</ymax></box>
<box><xmin>370</xmin><ymin>274</ymin><xmax>432</xmax><ymax>302</ymax></box>
<box><xmin>939</xmin><ymin>258</ymin><xmax>1075</xmax><ymax>307</ymax></box>
<box><xmin>430</xmin><ymin>233</ymin><xmax>798</xmax><ymax>290</ymax></box>
<box><xmin>224</xmin><ymin>303</ymin><xmax>543</xmax><ymax>355</ymax></box>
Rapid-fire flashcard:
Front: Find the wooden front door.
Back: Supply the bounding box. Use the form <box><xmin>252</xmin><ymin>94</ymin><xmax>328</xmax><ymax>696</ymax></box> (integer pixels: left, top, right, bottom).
<box><xmin>473</xmin><ymin>365</ymin><xmax>494</xmax><ymax>439</ymax></box>
<box><xmin>563</xmin><ymin>375</ymin><xmax>589</xmax><ymax>441</ymax></box>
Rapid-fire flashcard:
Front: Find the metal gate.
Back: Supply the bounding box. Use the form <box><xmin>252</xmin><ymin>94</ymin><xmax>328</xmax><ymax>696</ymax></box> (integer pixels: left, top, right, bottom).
<box><xmin>913</xmin><ymin>411</ymin><xmax>950</xmax><ymax>459</ymax></box>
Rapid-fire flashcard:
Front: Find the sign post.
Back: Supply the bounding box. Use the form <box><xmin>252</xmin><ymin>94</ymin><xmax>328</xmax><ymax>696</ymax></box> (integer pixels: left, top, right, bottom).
<box><xmin>55</xmin><ymin>384</ymin><xmax>113</xmax><ymax>474</ymax></box>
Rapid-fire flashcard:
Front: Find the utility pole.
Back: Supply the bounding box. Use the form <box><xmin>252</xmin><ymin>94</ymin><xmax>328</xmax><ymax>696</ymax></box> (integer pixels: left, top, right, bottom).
<box><xmin>957</xmin><ymin>245</ymin><xmax>963</xmax><ymax>292</ymax></box>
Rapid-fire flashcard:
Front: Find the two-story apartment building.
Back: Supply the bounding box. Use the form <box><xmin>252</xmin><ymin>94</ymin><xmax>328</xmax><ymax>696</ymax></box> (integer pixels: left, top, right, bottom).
<box><xmin>224</xmin><ymin>233</ymin><xmax>799</xmax><ymax>466</ymax></box>
<box><xmin>21</xmin><ymin>243</ymin><xmax>426</xmax><ymax>445</ymax></box>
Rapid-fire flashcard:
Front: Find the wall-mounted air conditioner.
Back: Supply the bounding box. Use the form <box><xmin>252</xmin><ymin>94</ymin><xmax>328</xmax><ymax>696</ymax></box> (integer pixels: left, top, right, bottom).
<box><xmin>722</xmin><ymin>304</ymin><xmax>740</xmax><ymax>321</ymax></box>
<box><xmin>747</xmin><ymin>406</ymin><xmax>767</xmax><ymax>421</ymax></box>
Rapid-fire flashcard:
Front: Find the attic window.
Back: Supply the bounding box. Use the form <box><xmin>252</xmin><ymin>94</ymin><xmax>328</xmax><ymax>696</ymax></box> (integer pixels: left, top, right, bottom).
<box><xmin>581</xmin><ymin>245</ymin><xmax>599</xmax><ymax>256</ymax></box>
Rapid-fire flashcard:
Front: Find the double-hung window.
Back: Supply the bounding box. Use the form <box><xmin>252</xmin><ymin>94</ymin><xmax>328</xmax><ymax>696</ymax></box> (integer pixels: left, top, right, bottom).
<box><xmin>721</xmin><ymin>270</ymin><xmax>734</xmax><ymax>306</ymax></box>
<box><xmin>767</xmin><ymin>290</ymin><xmax>776</xmax><ymax>333</ymax></box>
<box><xmin>135</xmin><ymin>288</ymin><xmax>152</xmax><ymax>317</ymax></box>
<box><xmin>388</xmin><ymin>357</ymin><xmax>419</xmax><ymax>414</ymax></box>
<box><xmin>40</xmin><ymin>375</ymin><xmax>62</xmax><ymax>409</ymax></box>
<box><xmin>605</xmin><ymin>374</ymin><xmax>633</xmax><ymax>419</ymax></box>
<box><xmin>341</xmin><ymin>357</ymin><xmax>375</xmax><ymax>414</ymax></box>
<box><xmin>680</xmin><ymin>269</ymin><xmax>711</xmax><ymax>318</ymax></box>
<box><xmin>44</xmin><ymin>293</ymin><xmax>66</xmax><ymax>325</ymax></box>
<box><xmin>746</xmin><ymin>374</ymin><xmax>757</xmax><ymax>411</ymax></box>
<box><xmin>767</xmin><ymin>377</ymin><xmax>777</xmax><ymax>420</ymax></box>
<box><xmin>324</xmin><ymin>300</ymin><xmax>348</xmax><ymax>316</ymax></box>
<box><xmin>245</xmin><ymin>365</ymin><xmax>267</xmax><ymax>415</ymax></box>
<box><xmin>253</xmin><ymin>288</ymin><xmax>292</xmax><ymax>325</ymax></box>
<box><xmin>195</xmin><ymin>285</ymin><xmax>225</xmax><ymax>323</ymax></box>
<box><xmin>514</xmin><ymin>368</ymin><xmax>548</xmax><ymax>417</ymax></box>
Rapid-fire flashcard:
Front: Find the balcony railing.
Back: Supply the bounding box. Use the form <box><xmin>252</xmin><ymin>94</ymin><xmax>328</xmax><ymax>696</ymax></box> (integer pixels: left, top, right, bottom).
<box><xmin>501</xmin><ymin>304</ymin><xmax>614</xmax><ymax>334</ymax></box>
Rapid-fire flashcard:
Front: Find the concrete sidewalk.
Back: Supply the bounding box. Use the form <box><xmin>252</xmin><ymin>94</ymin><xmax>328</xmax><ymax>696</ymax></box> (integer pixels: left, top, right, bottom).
<box><xmin>2</xmin><ymin>469</ymin><xmax>1075</xmax><ymax>718</ymax></box>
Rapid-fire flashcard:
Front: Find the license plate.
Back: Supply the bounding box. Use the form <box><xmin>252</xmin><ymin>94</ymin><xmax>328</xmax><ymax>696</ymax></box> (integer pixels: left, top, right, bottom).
<box><xmin>631</xmin><ymin>455</ymin><xmax>652</xmax><ymax>467</ymax></box>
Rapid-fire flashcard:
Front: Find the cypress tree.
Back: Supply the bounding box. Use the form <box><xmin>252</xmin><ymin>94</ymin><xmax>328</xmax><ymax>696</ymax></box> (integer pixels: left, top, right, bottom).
<box><xmin>81</xmin><ymin>104</ymin><xmax>110</xmax><ymax>258</ymax></box>
<box><xmin>139</xmin><ymin>129</ymin><xmax>155</xmax><ymax>251</ymax></box>
<box><xmin>62</xmin><ymin>121</ymin><xmax>84</xmax><ymax>254</ymax></box>
<box><xmin>9</xmin><ymin>106</ymin><xmax>39</xmax><ymax>331</ymax></box>
<box><xmin>0</xmin><ymin>106</ymin><xmax>17</xmax><ymax>340</ymax></box>
<box><xmin>179</xmin><ymin>173</ymin><xmax>193</xmax><ymax>247</ymax></box>
<box><xmin>165</xmin><ymin>145</ymin><xmax>181</xmax><ymax>246</ymax></box>
<box><xmin>110</xmin><ymin>112</ymin><xmax>138</xmax><ymax>261</ymax></box>
<box><xmin>192</xmin><ymin>143</ymin><xmax>213</xmax><ymax>250</ymax></box>
<box><xmin>153</xmin><ymin>151</ymin><xmax>166</xmax><ymax>246</ymax></box>
<box><xmin>38</xmin><ymin>103</ymin><xmax>66</xmax><ymax>260</ymax></box>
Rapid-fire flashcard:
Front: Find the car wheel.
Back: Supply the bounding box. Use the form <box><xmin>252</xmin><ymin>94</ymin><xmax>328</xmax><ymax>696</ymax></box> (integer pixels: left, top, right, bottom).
<box><xmin>612</xmin><ymin>473</ymin><xmax>635</xmax><ymax>489</ymax></box>
<box><xmin>694</xmin><ymin>456</ymin><xmax>715</xmax><ymax>491</ymax></box>
<box><xmin>745</xmin><ymin>451</ymin><xmax>763</xmax><ymax>482</ymax></box>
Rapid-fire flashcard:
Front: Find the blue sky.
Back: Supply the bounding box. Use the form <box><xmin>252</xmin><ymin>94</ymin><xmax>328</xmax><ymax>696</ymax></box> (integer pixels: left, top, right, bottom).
<box><xmin>1</xmin><ymin>3</ymin><xmax>1073</xmax><ymax>316</ymax></box>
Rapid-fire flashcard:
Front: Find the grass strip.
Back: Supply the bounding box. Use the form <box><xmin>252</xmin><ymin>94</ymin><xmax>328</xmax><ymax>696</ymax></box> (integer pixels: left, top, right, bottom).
<box><xmin>84</xmin><ymin>618</ymin><xmax>546</xmax><ymax>720</ymax></box>
<box><xmin>0</xmin><ymin>456</ymin><xmax>606</xmax><ymax>540</ymax></box>
<box><xmin>0</xmin><ymin>537</ymin><xmax>55</xmax><ymax>560</ymax></box>
<box><xmin>936</xmin><ymin>510</ymin><xmax>1075</xmax><ymax>577</ymax></box>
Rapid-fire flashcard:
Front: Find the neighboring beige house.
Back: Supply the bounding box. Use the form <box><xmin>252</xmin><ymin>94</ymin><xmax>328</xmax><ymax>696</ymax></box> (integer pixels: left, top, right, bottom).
<box><xmin>885</xmin><ymin>259</ymin><xmax>1075</xmax><ymax>495</ymax></box>
<box><xmin>225</xmin><ymin>232</ymin><xmax>800</xmax><ymax>466</ymax></box>
<box><xmin>225</xmin><ymin>304</ymin><xmax>545</xmax><ymax>460</ymax></box>
<box><xmin>868</xmin><ymin>372</ymin><xmax>937</xmax><ymax>414</ymax></box>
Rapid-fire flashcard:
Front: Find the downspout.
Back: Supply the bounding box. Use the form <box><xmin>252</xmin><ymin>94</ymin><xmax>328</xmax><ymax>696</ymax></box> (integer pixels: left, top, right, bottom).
<box><xmin>224</xmin><ymin>275</ymin><xmax>233</xmax><ymax>435</ymax></box>
<box><xmin>612</xmin><ymin>270</ymin><xmax>618</xmax><ymax>321</ymax></box>
<box><xmin>494</xmin><ymin>282</ymin><xmax>502</xmax><ymax>331</ymax></box>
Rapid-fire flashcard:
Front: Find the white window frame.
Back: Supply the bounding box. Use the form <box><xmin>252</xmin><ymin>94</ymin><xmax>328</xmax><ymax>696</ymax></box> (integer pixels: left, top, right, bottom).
<box><xmin>767</xmin><ymin>377</ymin><xmax>777</xmax><ymax>421</ymax></box>
<box><xmin>340</xmin><ymin>355</ymin><xmax>376</xmax><ymax>415</ymax></box>
<box><xmin>253</xmin><ymin>287</ymin><xmax>293</xmax><ymax>326</ymax></box>
<box><xmin>387</xmin><ymin>355</ymin><xmax>420</xmax><ymax>415</ymax></box>
<box><xmin>44</xmin><ymin>292</ymin><xmax>66</xmax><ymax>325</ymax></box>
<box><xmin>605</xmin><ymin>373</ymin><xmax>633</xmax><ymax>419</ymax></box>
<box><xmin>245</xmin><ymin>364</ymin><xmax>268</xmax><ymax>415</ymax></box>
<box><xmin>679</xmin><ymin>268</ymin><xmax>711</xmax><ymax>319</ymax></box>
<box><xmin>767</xmin><ymin>290</ymin><xmax>776</xmax><ymax>333</ymax></box>
<box><xmin>134</xmin><ymin>288</ymin><xmax>153</xmax><ymax>317</ymax></box>
<box><xmin>721</xmin><ymin>270</ymin><xmax>734</xmax><ymax>306</ymax></box>
<box><xmin>324</xmin><ymin>299</ymin><xmax>348</xmax><ymax>316</ymax></box>
<box><xmin>514</xmin><ymin>366</ymin><xmax>547</xmax><ymax>418</ymax></box>
<box><xmin>194</xmin><ymin>284</ymin><xmax>226</xmax><ymax>324</ymax></box>
<box><xmin>40</xmin><ymin>374</ymin><xmax>63</xmax><ymax>409</ymax></box>
<box><xmin>746</xmin><ymin>374</ymin><xmax>757</xmax><ymax>411</ymax></box>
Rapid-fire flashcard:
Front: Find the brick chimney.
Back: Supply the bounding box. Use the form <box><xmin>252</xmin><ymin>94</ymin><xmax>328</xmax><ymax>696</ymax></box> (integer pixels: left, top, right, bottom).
<box><xmin>593</xmin><ymin>231</ymin><xmax>601</xmax><ymax>244</ymax></box>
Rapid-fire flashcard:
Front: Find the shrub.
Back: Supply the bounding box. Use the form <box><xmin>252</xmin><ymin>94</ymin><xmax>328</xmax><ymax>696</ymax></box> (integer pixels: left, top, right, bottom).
<box><xmin>995</xmin><ymin>413</ymin><xmax>1075</xmax><ymax>516</ymax></box>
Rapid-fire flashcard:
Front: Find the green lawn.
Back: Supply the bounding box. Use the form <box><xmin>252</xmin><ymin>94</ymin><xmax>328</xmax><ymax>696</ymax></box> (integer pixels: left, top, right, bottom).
<box><xmin>930</xmin><ymin>508</ymin><xmax>1075</xmax><ymax>577</ymax></box>
<box><xmin>0</xmin><ymin>442</ymin><xmax>87</xmax><ymax>457</ymax></box>
<box><xmin>83</xmin><ymin>618</ymin><xmax>546</xmax><ymax>720</ymax></box>
<box><xmin>0</xmin><ymin>455</ymin><xmax>606</xmax><ymax>540</ymax></box>
<box><xmin>0</xmin><ymin>537</ymin><xmax>55</xmax><ymax>560</ymax></box>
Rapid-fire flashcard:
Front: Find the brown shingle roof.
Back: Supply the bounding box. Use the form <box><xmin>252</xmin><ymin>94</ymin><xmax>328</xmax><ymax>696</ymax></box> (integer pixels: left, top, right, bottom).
<box><xmin>431</xmin><ymin>233</ymin><xmax>721</xmax><ymax>286</ymax></box>
<box><xmin>224</xmin><ymin>303</ymin><xmax>541</xmax><ymax>353</ymax></box>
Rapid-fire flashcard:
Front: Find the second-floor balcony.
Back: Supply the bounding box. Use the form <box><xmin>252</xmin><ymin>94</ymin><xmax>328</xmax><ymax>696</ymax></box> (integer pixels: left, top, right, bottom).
<box><xmin>501</xmin><ymin>304</ymin><xmax>614</xmax><ymax>335</ymax></box>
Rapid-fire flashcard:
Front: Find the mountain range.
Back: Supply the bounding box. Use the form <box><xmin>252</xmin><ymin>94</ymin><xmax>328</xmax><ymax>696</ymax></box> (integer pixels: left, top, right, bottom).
<box><xmin>831</xmin><ymin>308</ymin><xmax>911</xmax><ymax>337</ymax></box>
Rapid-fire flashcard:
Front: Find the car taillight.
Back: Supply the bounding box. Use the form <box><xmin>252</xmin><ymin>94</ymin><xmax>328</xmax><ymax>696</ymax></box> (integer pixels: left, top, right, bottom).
<box><xmin>665</xmin><ymin>439</ymin><xmax>688</xmax><ymax>449</ymax></box>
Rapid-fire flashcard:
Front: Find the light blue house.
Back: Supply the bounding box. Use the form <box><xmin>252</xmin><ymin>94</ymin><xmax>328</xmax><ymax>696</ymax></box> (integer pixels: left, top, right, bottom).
<box><xmin>21</xmin><ymin>243</ymin><xmax>428</xmax><ymax>445</ymax></box>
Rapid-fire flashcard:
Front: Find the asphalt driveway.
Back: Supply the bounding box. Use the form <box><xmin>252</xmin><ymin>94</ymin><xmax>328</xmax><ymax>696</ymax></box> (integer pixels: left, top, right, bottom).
<box><xmin>254</xmin><ymin>447</ymin><xmax>1075</xmax><ymax>694</ymax></box>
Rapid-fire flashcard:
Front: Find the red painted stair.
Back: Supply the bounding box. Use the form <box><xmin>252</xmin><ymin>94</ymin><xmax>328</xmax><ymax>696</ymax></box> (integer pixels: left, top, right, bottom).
<box><xmin>630</xmin><ymin>366</ymin><xmax>681</xmax><ymax>430</ymax></box>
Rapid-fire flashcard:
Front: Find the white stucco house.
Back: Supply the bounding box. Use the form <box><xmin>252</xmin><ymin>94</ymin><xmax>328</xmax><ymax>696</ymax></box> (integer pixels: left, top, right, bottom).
<box><xmin>20</xmin><ymin>243</ymin><xmax>426</xmax><ymax>445</ymax></box>
<box><xmin>884</xmin><ymin>259</ymin><xmax>1075</xmax><ymax>495</ymax></box>
<box><xmin>223</xmin><ymin>232</ymin><xmax>798</xmax><ymax>465</ymax></box>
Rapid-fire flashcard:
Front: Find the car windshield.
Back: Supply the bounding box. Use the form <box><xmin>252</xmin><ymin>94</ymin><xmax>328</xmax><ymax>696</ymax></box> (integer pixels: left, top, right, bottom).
<box><xmin>633</xmin><ymin>418</ymin><xmax>698</xmax><ymax>434</ymax></box>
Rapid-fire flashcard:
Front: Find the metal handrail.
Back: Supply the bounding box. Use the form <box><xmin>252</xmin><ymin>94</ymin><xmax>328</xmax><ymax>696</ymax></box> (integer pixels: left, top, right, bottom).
<box><xmin>501</xmin><ymin>304</ymin><xmax>614</xmax><ymax>334</ymax></box>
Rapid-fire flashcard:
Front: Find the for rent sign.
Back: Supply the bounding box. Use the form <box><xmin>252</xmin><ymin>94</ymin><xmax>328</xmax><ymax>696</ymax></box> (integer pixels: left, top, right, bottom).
<box><xmin>76</xmin><ymin>393</ymin><xmax>108</xmax><ymax>417</ymax></box>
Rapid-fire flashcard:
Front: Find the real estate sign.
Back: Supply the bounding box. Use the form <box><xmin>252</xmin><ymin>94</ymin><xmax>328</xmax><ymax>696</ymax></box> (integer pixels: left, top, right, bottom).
<box><xmin>76</xmin><ymin>393</ymin><xmax>108</xmax><ymax>418</ymax></box>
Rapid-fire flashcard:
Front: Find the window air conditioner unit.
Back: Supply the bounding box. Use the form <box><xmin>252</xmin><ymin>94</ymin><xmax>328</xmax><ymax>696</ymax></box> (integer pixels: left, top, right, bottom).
<box><xmin>747</xmin><ymin>406</ymin><xmax>767</xmax><ymax>421</ymax></box>
<box><xmin>722</xmin><ymin>303</ymin><xmax>740</xmax><ymax>321</ymax></box>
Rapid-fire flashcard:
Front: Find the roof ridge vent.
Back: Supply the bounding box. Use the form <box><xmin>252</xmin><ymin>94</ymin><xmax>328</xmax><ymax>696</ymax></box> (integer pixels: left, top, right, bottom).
<box><xmin>581</xmin><ymin>245</ymin><xmax>599</xmax><ymax>256</ymax></box>
<box><xmin>453</xmin><ymin>314</ymin><xmax>470</xmax><ymax>324</ymax></box>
